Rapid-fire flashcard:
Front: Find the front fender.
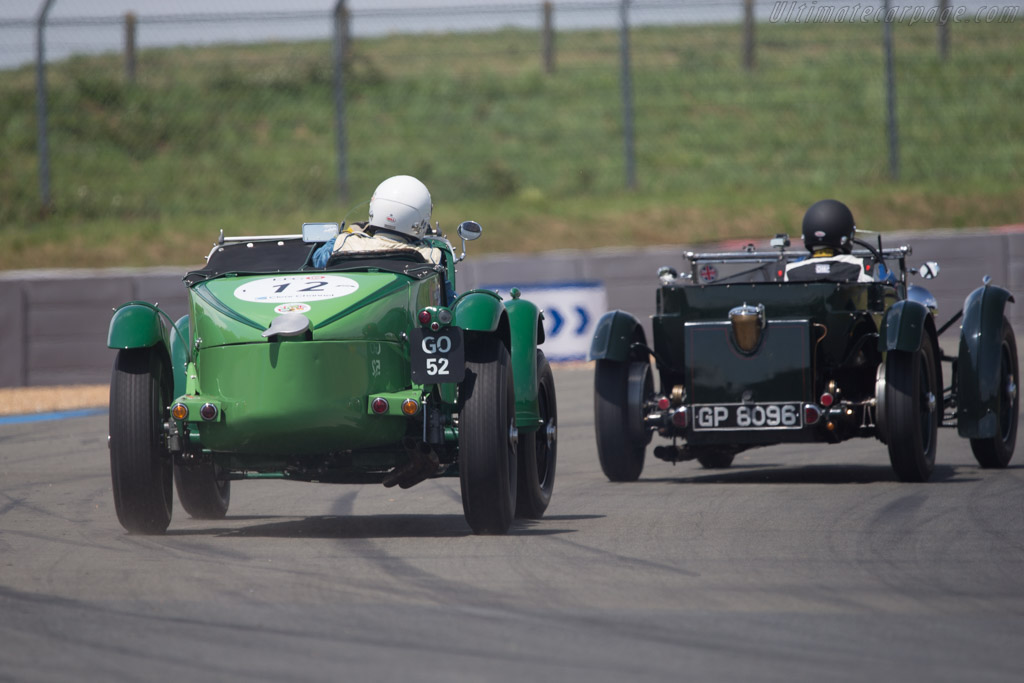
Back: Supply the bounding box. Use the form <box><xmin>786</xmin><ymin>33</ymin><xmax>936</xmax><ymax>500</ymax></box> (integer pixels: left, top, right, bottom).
<box><xmin>957</xmin><ymin>284</ymin><xmax>1015</xmax><ymax>438</ymax></box>
<box><xmin>589</xmin><ymin>310</ymin><xmax>647</xmax><ymax>362</ymax></box>
<box><xmin>505</xmin><ymin>297</ymin><xmax>543</xmax><ymax>432</ymax></box>
<box><xmin>878</xmin><ymin>299</ymin><xmax>931</xmax><ymax>353</ymax></box>
<box><xmin>169</xmin><ymin>315</ymin><xmax>191</xmax><ymax>399</ymax></box>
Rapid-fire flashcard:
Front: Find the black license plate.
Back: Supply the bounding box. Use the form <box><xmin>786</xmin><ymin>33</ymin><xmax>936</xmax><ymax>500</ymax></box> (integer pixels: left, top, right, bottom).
<box><xmin>409</xmin><ymin>328</ymin><xmax>465</xmax><ymax>384</ymax></box>
<box><xmin>692</xmin><ymin>403</ymin><xmax>802</xmax><ymax>431</ymax></box>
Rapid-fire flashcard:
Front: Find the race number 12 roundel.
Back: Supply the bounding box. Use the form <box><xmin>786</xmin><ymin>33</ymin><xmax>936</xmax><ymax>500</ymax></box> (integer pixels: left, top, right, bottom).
<box><xmin>233</xmin><ymin>275</ymin><xmax>359</xmax><ymax>303</ymax></box>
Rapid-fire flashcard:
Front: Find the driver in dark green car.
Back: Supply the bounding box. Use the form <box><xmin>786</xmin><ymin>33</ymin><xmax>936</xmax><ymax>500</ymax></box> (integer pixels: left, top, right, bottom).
<box><xmin>785</xmin><ymin>199</ymin><xmax>890</xmax><ymax>283</ymax></box>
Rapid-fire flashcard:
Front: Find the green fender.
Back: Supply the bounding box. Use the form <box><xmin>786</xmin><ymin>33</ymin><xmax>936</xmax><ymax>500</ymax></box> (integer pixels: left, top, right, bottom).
<box><xmin>588</xmin><ymin>309</ymin><xmax>647</xmax><ymax>362</ymax></box>
<box><xmin>505</xmin><ymin>297</ymin><xmax>544</xmax><ymax>433</ymax></box>
<box><xmin>878</xmin><ymin>299</ymin><xmax>932</xmax><ymax>353</ymax></box>
<box><xmin>957</xmin><ymin>284</ymin><xmax>1015</xmax><ymax>439</ymax></box>
<box><xmin>170</xmin><ymin>315</ymin><xmax>191</xmax><ymax>399</ymax></box>
<box><xmin>108</xmin><ymin>302</ymin><xmax>189</xmax><ymax>397</ymax></box>
<box><xmin>108</xmin><ymin>302</ymin><xmax>166</xmax><ymax>350</ymax></box>
<box><xmin>453</xmin><ymin>289</ymin><xmax>506</xmax><ymax>333</ymax></box>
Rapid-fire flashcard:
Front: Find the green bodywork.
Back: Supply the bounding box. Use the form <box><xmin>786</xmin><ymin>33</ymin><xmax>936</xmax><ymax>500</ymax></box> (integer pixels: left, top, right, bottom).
<box><xmin>107</xmin><ymin>237</ymin><xmax>545</xmax><ymax>481</ymax></box>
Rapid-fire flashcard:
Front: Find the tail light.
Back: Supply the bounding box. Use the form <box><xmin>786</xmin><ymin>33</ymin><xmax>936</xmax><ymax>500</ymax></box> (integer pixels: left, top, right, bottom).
<box><xmin>671</xmin><ymin>407</ymin><xmax>688</xmax><ymax>428</ymax></box>
<box><xmin>804</xmin><ymin>404</ymin><xmax>821</xmax><ymax>425</ymax></box>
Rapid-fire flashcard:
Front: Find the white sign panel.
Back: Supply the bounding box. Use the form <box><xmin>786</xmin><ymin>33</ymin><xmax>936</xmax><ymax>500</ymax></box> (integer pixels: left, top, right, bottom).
<box><xmin>487</xmin><ymin>282</ymin><xmax>607</xmax><ymax>362</ymax></box>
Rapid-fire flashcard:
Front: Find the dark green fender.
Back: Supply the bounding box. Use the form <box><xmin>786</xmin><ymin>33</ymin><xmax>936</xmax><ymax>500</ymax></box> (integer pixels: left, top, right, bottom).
<box><xmin>453</xmin><ymin>289</ymin><xmax>544</xmax><ymax>433</ymax></box>
<box><xmin>957</xmin><ymin>283</ymin><xmax>1015</xmax><ymax>439</ymax></box>
<box><xmin>588</xmin><ymin>309</ymin><xmax>647</xmax><ymax>363</ymax></box>
<box><xmin>505</xmin><ymin>297</ymin><xmax>545</xmax><ymax>433</ymax></box>
<box><xmin>107</xmin><ymin>302</ymin><xmax>189</xmax><ymax>398</ymax></box>
<box><xmin>878</xmin><ymin>299</ymin><xmax>934</xmax><ymax>353</ymax></box>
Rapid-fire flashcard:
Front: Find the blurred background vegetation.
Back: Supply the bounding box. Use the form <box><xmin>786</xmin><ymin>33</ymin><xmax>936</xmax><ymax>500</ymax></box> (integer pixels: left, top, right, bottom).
<box><xmin>0</xmin><ymin>15</ymin><xmax>1021</xmax><ymax>270</ymax></box>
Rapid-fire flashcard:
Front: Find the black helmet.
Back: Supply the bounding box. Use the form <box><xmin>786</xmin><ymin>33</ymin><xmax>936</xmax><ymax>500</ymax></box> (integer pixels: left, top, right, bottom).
<box><xmin>802</xmin><ymin>199</ymin><xmax>855</xmax><ymax>253</ymax></box>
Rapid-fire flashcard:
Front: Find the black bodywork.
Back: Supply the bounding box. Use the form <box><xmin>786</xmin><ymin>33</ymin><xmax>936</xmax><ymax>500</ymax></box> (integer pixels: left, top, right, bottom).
<box><xmin>590</xmin><ymin>237</ymin><xmax>1019</xmax><ymax>482</ymax></box>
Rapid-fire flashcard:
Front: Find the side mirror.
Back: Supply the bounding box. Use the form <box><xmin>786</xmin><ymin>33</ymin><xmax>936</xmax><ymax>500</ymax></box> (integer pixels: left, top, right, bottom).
<box><xmin>302</xmin><ymin>222</ymin><xmax>340</xmax><ymax>243</ymax></box>
<box><xmin>918</xmin><ymin>261</ymin><xmax>940</xmax><ymax>279</ymax></box>
<box><xmin>455</xmin><ymin>220</ymin><xmax>482</xmax><ymax>263</ymax></box>
<box><xmin>457</xmin><ymin>220</ymin><xmax>482</xmax><ymax>241</ymax></box>
<box><xmin>770</xmin><ymin>234</ymin><xmax>790</xmax><ymax>249</ymax></box>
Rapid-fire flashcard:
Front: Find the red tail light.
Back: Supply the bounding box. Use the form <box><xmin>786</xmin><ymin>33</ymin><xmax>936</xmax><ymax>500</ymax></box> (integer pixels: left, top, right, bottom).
<box><xmin>371</xmin><ymin>397</ymin><xmax>389</xmax><ymax>414</ymax></box>
<box><xmin>804</xmin><ymin>404</ymin><xmax>821</xmax><ymax>425</ymax></box>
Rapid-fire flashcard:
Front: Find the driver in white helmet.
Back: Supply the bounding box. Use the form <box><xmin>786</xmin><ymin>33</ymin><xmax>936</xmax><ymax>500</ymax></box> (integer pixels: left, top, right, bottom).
<box><xmin>312</xmin><ymin>175</ymin><xmax>443</xmax><ymax>268</ymax></box>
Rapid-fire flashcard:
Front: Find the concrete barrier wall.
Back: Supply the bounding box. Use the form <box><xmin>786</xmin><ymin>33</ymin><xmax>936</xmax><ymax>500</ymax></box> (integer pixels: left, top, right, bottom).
<box><xmin>1</xmin><ymin>229</ymin><xmax>1021</xmax><ymax>388</ymax></box>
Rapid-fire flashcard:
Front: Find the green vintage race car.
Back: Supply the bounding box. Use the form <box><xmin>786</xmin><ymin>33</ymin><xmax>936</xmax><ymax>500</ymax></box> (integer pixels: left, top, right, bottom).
<box><xmin>107</xmin><ymin>221</ymin><xmax>556</xmax><ymax>535</ymax></box>
<box><xmin>590</xmin><ymin>233</ymin><xmax>1018</xmax><ymax>483</ymax></box>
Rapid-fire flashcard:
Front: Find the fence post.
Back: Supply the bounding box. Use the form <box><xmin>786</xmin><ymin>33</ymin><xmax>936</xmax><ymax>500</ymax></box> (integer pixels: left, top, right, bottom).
<box><xmin>937</xmin><ymin>0</ymin><xmax>950</xmax><ymax>61</ymax></box>
<box><xmin>125</xmin><ymin>12</ymin><xmax>137</xmax><ymax>83</ymax></box>
<box><xmin>883</xmin><ymin>0</ymin><xmax>900</xmax><ymax>180</ymax></box>
<box><xmin>332</xmin><ymin>0</ymin><xmax>349</xmax><ymax>202</ymax></box>
<box><xmin>742</xmin><ymin>0</ymin><xmax>755</xmax><ymax>71</ymax></box>
<box><xmin>542</xmin><ymin>1</ymin><xmax>555</xmax><ymax>74</ymax></box>
<box><xmin>35</xmin><ymin>0</ymin><xmax>57</xmax><ymax>215</ymax></box>
<box><xmin>619</xmin><ymin>0</ymin><xmax>636</xmax><ymax>190</ymax></box>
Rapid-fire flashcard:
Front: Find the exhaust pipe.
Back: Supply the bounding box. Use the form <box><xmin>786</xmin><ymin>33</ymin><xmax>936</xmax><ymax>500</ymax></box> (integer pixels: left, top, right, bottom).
<box><xmin>383</xmin><ymin>437</ymin><xmax>440</xmax><ymax>489</ymax></box>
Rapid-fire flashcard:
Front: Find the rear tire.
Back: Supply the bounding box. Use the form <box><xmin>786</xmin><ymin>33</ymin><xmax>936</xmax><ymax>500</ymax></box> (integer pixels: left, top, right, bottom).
<box><xmin>516</xmin><ymin>350</ymin><xmax>557</xmax><ymax>519</ymax></box>
<box><xmin>109</xmin><ymin>349</ymin><xmax>173</xmax><ymax>534</ymax></box>
<box><xmin>594</xmin><ymin>359</ymin><xmax>652</xmax><ymax>482</ymax></box>
<box><xmin>970</xmin><ymin>318</ymin><xmax>1019</xmax><ymax>468</ymax></box>
<box><xmin>174</xmin><ymin>462</ymin><xmax>231</xmax><ymax>519</ymax></box>
<box><xmin>459</xmin><ymin>337</ymin><xmax>517</xmax><ymax>535</ymax></box>
<box><xmin>885</xmin><ymin>338</ymin><xmax>940</xmax><ymax>482</ymax></box>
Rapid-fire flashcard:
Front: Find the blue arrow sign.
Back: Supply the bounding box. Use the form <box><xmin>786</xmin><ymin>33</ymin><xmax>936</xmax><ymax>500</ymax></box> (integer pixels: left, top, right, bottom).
<box><xmin>548</xmin><ymin>307</ymin><xmax>564</xmax><ymax>336</ymax></box>
<box><xmin>575</xmin><ymin>306</ymin><xmax>589</xmax><ymax>335</ymax></box>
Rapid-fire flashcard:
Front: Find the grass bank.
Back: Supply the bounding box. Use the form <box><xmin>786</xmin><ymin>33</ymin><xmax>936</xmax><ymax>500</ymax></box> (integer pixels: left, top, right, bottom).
<box><xmin>0</xmin><ymin>20</ymin><xmax>1021</xmax><ymax>269</ymax></box>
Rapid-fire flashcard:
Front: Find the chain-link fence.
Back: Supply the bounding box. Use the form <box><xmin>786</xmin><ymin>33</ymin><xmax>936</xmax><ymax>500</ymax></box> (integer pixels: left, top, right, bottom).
<box><xmin>1</xmin><ymin>1</ymin><xmax>1021</xmax><ymax>230</ymax></box>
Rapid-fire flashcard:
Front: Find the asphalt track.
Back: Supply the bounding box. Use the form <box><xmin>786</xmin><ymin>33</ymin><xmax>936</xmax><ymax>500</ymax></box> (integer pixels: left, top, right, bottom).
<box><xmin>3</xmin><ymin>364</ymin><xmax>1024</xmax><ymax>682</ymax></box>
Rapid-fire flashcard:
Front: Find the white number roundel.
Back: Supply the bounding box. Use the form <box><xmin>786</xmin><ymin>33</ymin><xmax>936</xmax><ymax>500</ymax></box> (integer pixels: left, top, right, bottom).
<box><xmin>234</xmin><ymin>275</ymin><xmax>359</xmax><ymax>303</ymax></box>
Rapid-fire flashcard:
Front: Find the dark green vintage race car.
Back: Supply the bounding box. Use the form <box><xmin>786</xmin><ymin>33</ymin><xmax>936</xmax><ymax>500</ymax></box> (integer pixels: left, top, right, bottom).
<box><xmin>590</xmin><ymin>233</ymin><xmax>1018</xmax><ymax>483</ymax></box>
<box><xmin>107</xmin><ymin>221</ymin><xmax>556</xmax><ymax>535</ymax></box>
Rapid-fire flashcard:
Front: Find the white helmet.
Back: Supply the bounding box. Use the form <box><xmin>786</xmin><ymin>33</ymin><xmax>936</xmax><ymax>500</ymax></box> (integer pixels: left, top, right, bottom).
<box><xmin>367</xmin><ymin>175</ymin><xmax>432</xmax><ymax>238</ymax></box>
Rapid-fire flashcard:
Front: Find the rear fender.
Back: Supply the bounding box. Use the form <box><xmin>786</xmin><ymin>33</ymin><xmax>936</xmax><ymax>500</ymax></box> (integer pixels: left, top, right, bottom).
<box><xmin>108</xmin><ymin>302</ymin><xmax>166</xmax><ymax>350</ymax></box>
<box><xmin>453</xmin><ymin>289</ymin><xmax>506</xmax><ymax>334</ymax></box>
<box><xmin>108</xmin><ymin>301</ymin><xmax>178</xmax><ymax>393</ymax></box>
<box><xmin>589</xmin><ymin>310</ymin><xmax>647</xmax><ymax>363</ymax></box>
<box><xmin>878</xmin><ymin>299</ymin><xmax>932</xmax><ymax>353</ymax></box>
<box><xmin>505</xmin><ymin>297</ymin><xmax>544</xmax><ymax>433</ymax></box>
<box><xmin>957</xmin><ymin>284</ymin><xmax>1015</xmax><ymax>438</ymax></box>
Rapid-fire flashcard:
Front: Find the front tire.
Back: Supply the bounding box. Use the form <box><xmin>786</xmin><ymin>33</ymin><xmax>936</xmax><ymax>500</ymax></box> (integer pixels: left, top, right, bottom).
<box><xmin>885</xmin><ymin>337</ymin><xmax>940</xmax><ymax>482</ymax></box>
<box><xmin>516</xmin><ymin>350</ymin><xmax>557</xmax><ymax>519</ymax></box>
<box><xmin>970</xmin><ymin>318</ymin><xmax>1019</xmax><ymax>468</ymax></box>
<box><xmin>109</xmin><ymin>349</ymin><xmax>173</xmax><ymax>534</ymax></box>
<box><xmin>174</xmin><ymin>462</ymin><xmax>231</xmax><ymax>519</ymax></box>
<box><xmin>594</xmin><ymin>359</ymin><xmax>652</xmax><ymax>482</ymax></box>
<box><xmin>459</xmin><ymin>336</ymin><xmax>517</xmax><ymax>535</ymax></box>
